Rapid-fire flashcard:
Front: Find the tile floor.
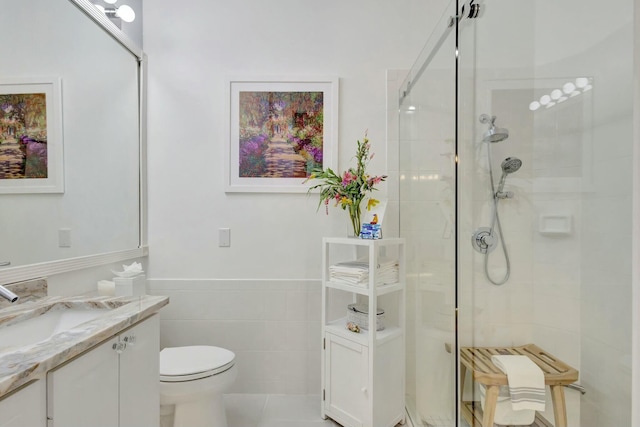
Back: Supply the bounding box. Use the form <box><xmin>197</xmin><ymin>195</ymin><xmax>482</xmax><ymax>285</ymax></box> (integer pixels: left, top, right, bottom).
<box><xmin>224</xmin><ymin>394</ymin><xmax>341</xmax><ymax>427</ymax></box>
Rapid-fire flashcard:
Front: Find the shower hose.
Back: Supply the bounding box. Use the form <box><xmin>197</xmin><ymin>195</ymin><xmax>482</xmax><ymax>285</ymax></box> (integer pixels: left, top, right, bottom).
<box><xmin>485</xmin><ymin>144</ymin><xmax>511</xmax><ymax>286</ymax></box>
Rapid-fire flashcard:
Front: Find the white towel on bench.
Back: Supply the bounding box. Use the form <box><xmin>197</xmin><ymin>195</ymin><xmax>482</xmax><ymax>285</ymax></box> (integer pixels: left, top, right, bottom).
<box><xmin>491</xmin><ymin>355</ymin><xmax>546</xmax><ymax>411</ymax></box>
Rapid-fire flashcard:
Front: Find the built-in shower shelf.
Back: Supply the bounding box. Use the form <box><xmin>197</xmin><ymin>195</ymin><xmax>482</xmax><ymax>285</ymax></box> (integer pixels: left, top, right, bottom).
<box><xmin>538</xmin><ymin>214</ymin><xmax>572</xmax><ymax>236</ymax></box>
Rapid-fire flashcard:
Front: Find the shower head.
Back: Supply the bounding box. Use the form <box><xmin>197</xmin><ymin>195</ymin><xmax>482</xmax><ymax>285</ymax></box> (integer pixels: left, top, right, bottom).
<box><xmin>501</xmin><ymin>157</ymin><xmax>522</xmax><ymax>174</ymax></box>
<box><xmin>479</xmin><ymin>114</ymin><xmax>509</xmax><ymax>143</ymax></box>
<box><xmin>496</xmin><ymin>157</ymin><xmax>522</xmax><ymax>196</ymax></box>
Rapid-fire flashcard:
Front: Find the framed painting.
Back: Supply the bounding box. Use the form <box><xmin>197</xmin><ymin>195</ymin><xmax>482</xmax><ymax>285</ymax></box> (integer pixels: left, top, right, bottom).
<box><xmin>225</xmin><ymin>76</ymin><xmax>338</xmax><ymax>192</ymax></box>
<box><xmin>0</xmin><ymin>77</ymin><xmax>64</xmax><ymax>193</ymax></box>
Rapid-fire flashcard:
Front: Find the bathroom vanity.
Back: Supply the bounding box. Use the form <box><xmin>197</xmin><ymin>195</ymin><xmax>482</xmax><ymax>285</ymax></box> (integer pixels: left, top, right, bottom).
<box><xmin>0</xmin><ymin>294</ymin><xmax>168</xmax><ymax>427</ymax></box>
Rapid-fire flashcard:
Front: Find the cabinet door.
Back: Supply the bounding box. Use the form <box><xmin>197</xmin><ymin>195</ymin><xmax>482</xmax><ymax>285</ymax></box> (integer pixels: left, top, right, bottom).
<box><xmin>119</xmin><ymin>314</ymin><xmax>160</xmax><ymax>427</ymax></box>
<box><xmin>0</xmin><ymin>380</ymin><xmax>46</xmax><ymax>427</ymax></box>
<box><xmin>324</xmin><ymin>333</ymin><xmax>368</xmax><ymax>427</ymax></box>
<box><xmin>47</xmin><ymin>337</ymin><xmax>119</xmax><ymax>427</ymax></box>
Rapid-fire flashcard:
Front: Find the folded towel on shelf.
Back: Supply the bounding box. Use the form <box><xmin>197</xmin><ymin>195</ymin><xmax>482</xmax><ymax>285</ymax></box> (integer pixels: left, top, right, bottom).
<box><xmin>329</xmin><ymin>258</ymin><xmax>399</xmax><ymax>287</ymax></box>
<box><xmin>491</xmin><ymin>355</ymin><xmax>546</xmax><ymax>412</ymax></box>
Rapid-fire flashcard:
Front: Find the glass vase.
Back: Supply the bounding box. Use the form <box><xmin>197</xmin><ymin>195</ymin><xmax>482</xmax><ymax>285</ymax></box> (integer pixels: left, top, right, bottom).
<box><xmin>348</xmin><ymin>200</ymin><xmax>362</xmax><ymax>237</ymax></box>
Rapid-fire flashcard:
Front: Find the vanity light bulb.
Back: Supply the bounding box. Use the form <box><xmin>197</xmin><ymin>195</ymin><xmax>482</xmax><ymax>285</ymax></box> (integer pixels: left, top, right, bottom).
<box><xmin>540</xmin><ymin>95</ymin><xmax>551</xmax><ymax>106</ymax></box>
<box><xmin>94</xmin><ymin>4</ymin><xmax>106</xmax><ymax>13</ymax></box>
<box><xmin>575</xmin><ymin>77</ymin><xmax>589</xmax><ymax>88</ymax></box>
<box><xmin>529</xmin><ymin>101</ymin><xmax>540</xmax><ymax>111</ymax></box>
<box><xmin>563</xmin><ymin>82</ymin><xmax>576</xmax><ymax>94</ymax></box>
<box><xmin>104</xmin><ymin>0</ymin><xmax>118</xmax><ymax>4</ymax></box>
<box><xmin>116</xmin><ymin>4</ymin><xmax>135</xmax><ymax>22</ymax></box>
<box><xmin>550</xmin><ymin>89</ymin><xmax>563</xmax><ymax>100</ymax></box>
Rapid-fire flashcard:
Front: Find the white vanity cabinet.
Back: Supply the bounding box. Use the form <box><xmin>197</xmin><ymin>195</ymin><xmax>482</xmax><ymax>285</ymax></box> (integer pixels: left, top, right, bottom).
<box><xmin>321</xmin><ymin>238</ymin><xmax>405</xmax><ymax>427</ymax></box>
<box><xmin>0</xmin><ymin>380</ymin><xmax>47</xmax><ymax>427</ymax></box>
<box><xmin>47</xmin><ymin>314</ymin><xmax>160</xmax><ymax>427</ymax></box>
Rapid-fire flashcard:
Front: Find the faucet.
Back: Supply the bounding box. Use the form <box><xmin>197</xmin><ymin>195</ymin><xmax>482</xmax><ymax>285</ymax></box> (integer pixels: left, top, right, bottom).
<box><xmin>0</xmin><ymin>285</ymin><xmax>19</xmax><ymax>303</ymax></box>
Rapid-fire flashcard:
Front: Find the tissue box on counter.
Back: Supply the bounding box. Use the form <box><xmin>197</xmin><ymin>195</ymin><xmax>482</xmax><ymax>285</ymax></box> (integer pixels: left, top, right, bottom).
<box><xmin>114</xmin><ymin>274</ymin><xmax>146</xmax><ymax>296</ymax></box>
<box><xmin>360</xmin><ymin>223</ymin><xmax>382</xmax><ymax>239</ymax></box>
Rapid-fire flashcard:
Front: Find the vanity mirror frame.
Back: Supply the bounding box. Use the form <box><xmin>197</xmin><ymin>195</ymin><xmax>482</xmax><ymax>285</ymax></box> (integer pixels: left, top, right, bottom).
<box><xmin>0</xmin><ymin>0</ymin><xmax>148</xmax><ymax>286</ymax></box>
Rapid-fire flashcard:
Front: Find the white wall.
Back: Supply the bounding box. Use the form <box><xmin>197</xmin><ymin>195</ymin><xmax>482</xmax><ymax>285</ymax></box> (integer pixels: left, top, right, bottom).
<box><xmin>143</xmin><ymin>0</ymin><xmax>436</xmax><ymax>393</ymax></box>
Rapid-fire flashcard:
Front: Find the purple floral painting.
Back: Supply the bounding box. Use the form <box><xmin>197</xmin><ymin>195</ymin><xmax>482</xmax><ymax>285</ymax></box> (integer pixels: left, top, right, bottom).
<box><xmin>0</xmin><ymin>92</ymin><xmax>48</xmax><ymax>179</ymax></box>
<box><xmin>238</xmin><ymin>91</ymin><xmax>323</xmax><ymax>178</ymax></box>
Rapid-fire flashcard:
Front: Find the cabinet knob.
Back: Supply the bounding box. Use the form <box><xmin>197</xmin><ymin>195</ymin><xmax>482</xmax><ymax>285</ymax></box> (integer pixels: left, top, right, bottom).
<box><xmin>361</xmin><ymin>387</ymin><xmax>367</xmax><ymax>394</ymax></box>
<box><xmin>112</xmin><ymin>342</ymin><xmax>127</xmax><ymax>353</ymax></box>
<box><xmin>123</xmin><ymin>334</ymin><xmax>136</xmax><ymax>346</ymax></box>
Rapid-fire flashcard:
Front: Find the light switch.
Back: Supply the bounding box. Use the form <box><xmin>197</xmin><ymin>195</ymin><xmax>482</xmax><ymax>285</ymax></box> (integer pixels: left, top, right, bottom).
<box><xmin>58</xmin><ymin>228</ymin><xmax>71</xmax><ymax>247</ymax></box>
<box><xmin>219</xmin><ymin>228</ymin><xmax>230</xmax><ymax>247</ymax></box>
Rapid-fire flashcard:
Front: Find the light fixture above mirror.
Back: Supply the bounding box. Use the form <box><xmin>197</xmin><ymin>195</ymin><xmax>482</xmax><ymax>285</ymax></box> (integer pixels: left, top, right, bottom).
<box><xmin>94</xmin><ymin>0</ymin><xmax>136</xmax><ymax>25</ymax></box>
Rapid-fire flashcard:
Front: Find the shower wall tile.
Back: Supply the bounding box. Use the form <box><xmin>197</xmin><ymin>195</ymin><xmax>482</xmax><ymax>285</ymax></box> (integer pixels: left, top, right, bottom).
<box><xmin>149</xmin><ymin>279</ymin><xmax>323</xmax><ymax>394</ymax></box>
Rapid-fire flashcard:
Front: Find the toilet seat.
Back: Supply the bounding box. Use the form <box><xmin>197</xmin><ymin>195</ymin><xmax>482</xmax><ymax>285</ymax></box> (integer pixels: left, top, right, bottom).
<box><xmin>160</xmin><ymin>345</ymin><xmax>236</xmax><ymax>382</ymax></box>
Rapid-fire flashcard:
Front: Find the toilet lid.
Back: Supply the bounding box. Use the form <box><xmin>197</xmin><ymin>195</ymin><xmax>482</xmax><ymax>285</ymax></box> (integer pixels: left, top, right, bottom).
<box><xmin>159</xmin><ymin>345</ymin><xmax>235</xmax><ymax>382</ymax></box>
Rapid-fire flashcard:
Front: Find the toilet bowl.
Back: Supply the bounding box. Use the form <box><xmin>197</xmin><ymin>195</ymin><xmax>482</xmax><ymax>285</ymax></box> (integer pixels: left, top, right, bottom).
<box><xmin>159</xmin><ymin>345</ymin><xmax>237</xmax><ymax>427</ymax></box>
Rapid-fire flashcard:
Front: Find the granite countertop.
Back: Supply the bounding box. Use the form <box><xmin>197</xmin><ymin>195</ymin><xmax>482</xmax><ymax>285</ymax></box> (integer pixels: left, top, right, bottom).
<box><xmin>0</xmin><ymin>294</ymin><xmax>169</xmax><ymax>398</ymax></box>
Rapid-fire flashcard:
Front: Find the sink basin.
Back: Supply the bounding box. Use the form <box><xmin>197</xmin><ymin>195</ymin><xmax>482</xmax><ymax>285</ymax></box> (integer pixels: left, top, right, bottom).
<box><xmin>0</xmin><ymin>306</ymin><xmax>107</xmax><ymax>352</ymax></box>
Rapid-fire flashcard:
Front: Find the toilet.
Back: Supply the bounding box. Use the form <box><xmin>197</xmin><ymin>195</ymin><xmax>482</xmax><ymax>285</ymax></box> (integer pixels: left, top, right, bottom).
<box><xmin>159</xmin><ymin>345</ymin><xmax>237</xmax><ymax>427</ymax></box>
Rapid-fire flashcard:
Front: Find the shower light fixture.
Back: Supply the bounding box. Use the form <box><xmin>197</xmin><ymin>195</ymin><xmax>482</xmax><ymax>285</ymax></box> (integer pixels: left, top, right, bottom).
<box><xmin>94</xmin><ymin>0</ymin><xmax>136</xmax><ymax>23</ymax></box>
<box><xmin>530</xmin><ymin>77</ymin><xmax>593</xmax><ymax>112</ymax></box>
<box><xmin>575</xmin><ymin>77</ymin><xmax>589</xmax><ymax>88</ymax></box>
<box><xmin>562</xmin><ymin>82</ymin><xmax>576</xmax><ymax>94</ymax></box>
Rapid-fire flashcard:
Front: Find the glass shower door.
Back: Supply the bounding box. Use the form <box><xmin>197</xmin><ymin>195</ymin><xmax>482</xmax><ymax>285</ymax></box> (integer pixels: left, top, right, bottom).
<box><xmin>398</xmin><ymin>2</ymin><xmax>457</xmax><ymax>426</ymax></box>
<box><xmin>457</xmin><ymin>1</ymin><xmax>634</xmax><ymax>426</ymax></box>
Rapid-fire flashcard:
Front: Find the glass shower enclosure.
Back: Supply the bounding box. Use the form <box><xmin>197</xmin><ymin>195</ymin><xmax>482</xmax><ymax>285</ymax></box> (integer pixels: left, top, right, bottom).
<box><xmin>398</xmin><ymin>1</ymin><xmax>635</xmax><ymax>426</ymax></box>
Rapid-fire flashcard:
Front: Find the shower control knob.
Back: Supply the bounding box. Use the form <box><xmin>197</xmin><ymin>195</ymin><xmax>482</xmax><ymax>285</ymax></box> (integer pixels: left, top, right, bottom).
<box><xmin>471</xmin><ymin>227</ymin><xmax>497</xmax><ymax>254</ymax></box>
<box><xmin>482</xmin><ymin>233</ymin><xmax>496</xmax><ymax>246</ymax></box>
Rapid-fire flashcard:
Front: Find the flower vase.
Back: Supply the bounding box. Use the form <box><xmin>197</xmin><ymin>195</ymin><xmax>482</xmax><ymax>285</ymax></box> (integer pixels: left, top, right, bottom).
<box><xmin>348</xmin><ymin>201</ymin><xmax>362</xmax><ymax>238</ymax></box>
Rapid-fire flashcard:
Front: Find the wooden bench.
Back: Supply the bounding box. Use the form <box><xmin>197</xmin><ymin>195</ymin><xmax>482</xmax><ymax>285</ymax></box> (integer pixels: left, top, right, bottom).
<box><xmin>459</xmin><ymin>344</ymin><xmax>579</xmax><ymax>427</ymax></box>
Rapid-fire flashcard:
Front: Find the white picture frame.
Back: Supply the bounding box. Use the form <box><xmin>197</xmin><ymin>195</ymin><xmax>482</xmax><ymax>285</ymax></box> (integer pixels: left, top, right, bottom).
<box><xmin>0</xmin><ymin>76</ymin><xmax>64</xmax><ymax>193</ymax></box>
<box><xmin>225</xmin><ymin>76</ymin><xmax>338</xmax><ymax>193</ymax></box>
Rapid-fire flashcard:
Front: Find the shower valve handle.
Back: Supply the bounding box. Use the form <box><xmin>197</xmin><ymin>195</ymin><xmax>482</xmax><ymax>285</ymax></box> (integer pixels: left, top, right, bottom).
<box><xmin>480</xmin><ymin>233</ymin><xmax>495</xmax><ymax>246</ymax></box>
<box><xmin>471</xmin><ymin>227</ymin><xmax>497</xmax><ymax>254</ymax></box>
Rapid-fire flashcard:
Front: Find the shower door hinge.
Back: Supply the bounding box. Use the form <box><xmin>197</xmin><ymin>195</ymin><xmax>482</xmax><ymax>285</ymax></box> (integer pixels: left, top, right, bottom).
<box><xmin>460</xmin><ymin>0</ymin><xmax>480</xmax><ymax>20</ymax></box>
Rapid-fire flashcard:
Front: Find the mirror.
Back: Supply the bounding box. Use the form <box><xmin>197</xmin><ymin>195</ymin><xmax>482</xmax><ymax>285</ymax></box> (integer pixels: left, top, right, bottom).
<box><xmin>0</xmin><ymin>0</ymin><xmax>143</xmax><ymax>280</ymax></box>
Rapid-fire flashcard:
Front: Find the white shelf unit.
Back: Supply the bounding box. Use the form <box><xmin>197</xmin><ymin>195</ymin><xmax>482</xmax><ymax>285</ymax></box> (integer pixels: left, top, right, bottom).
<box><xmin>321</xmin><ymin>237</ymin><xmax>406</xmax><ymax>427</ymax></box>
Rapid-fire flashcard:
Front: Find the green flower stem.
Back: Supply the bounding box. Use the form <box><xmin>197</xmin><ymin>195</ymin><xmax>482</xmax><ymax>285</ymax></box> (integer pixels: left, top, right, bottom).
<box><xmin>349</xmin><ymin>200</ymin><xmax>362</xmax><ymax>237</ymax></box>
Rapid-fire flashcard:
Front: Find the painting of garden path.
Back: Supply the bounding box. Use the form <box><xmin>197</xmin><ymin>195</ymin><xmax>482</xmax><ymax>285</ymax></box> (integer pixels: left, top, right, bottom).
<box><xmin>0</xmin><ymin>92</ymin><xmax>48</xmax><ymax>179</ymax></box>
<box><xmin>238</xmin><ymin>91</ymin><xmax>323</xmax><ymax>178</ymax></box>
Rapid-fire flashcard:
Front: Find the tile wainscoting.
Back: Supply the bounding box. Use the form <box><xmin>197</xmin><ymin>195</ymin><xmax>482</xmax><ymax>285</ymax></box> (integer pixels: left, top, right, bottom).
<box><xmin>148</xmin><ymin>279</ymin><xmax>350</xmax><ymax>395</ymax></box>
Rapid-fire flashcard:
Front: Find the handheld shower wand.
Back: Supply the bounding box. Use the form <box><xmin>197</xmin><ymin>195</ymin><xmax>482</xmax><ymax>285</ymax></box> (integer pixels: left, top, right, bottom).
<box><xmin>495</xmin><ymin>157</ymin><xmax>522</xmax><ymax>198</ymax></box>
